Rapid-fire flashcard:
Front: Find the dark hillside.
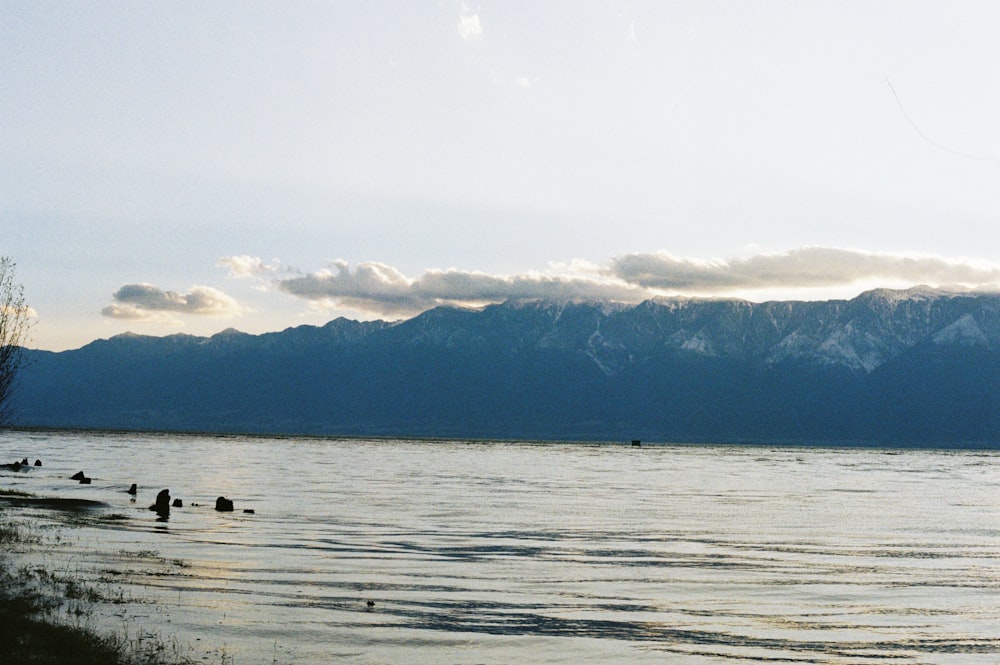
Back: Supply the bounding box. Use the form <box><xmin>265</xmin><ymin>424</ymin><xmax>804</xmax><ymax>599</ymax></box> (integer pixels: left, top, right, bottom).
<box><xmin>15</xmin><ymin>289</ymin><xmax>1000</xmax><ymax>446</ymax></box>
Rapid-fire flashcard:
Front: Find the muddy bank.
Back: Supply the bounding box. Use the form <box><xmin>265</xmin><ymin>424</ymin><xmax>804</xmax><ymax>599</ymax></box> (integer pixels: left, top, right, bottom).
<box><xmin>0</xmin><ymin>491</ymin><xmax>107</xmax><ymax>511</ymax></box>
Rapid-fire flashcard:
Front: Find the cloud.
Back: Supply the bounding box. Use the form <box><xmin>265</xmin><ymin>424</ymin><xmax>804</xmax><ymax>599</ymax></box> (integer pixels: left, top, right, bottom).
<box><xmin>229</xmin><ymin>248</ymin><xmax>1000</xmax><ymax>320</ymax></box>
<box><xmin>102</xmin><ymin>283</ymin><xmax>246</xmax><ymax>322</ymax></box>
<box><xmin>217</xmin><ymin>255</ymin><xmax>280</xmax><ymax>278</ymax></box>
<box><xmin>275</xmin><ymin>260</ymin><xmax>646</xmax><ymax>316</ymax></box>
<box><xmin>457</xmin><ymin>3</ymin><xmax>483</xmax><ymax>41</ymax></box>
<box><xmin>627</xmin><ymin>20</ymin><xmax>639</xmax><ymax>52</ymax></box>
<box><xmin>1</xmin><ymin>304</ymin><xmax>37</xmax><ymax>320</ymax></box>
<box><xmin>608</xmin><ymin>247</ymin><xmax>1000</xmax><ymax>292</ymax></box>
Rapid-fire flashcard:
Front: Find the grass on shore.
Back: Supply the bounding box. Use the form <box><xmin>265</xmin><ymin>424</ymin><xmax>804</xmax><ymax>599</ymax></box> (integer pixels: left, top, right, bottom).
<box><xmin>0</xmin><ymin>582</ymin><xmax>134</xmax><ymax>665</ymax></box>
<box><xmin>0</xmin><ymin>510</ymin><xmax>202</xmax><ymax>665</ymax></box>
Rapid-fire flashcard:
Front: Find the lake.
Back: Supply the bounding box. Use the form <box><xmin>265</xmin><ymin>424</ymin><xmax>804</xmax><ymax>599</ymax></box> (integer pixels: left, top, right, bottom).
<box><xmin>2</xmin><ymin>430</ymin><xmax>1000</xmax><ymax>664</ymax></box>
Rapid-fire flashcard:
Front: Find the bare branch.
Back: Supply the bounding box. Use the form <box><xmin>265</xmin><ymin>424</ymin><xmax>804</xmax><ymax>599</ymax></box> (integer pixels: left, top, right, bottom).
<box><xmin>0</xmin><ymin>257</ymin><xmax>32</xmax><ymax>427</ymax></box>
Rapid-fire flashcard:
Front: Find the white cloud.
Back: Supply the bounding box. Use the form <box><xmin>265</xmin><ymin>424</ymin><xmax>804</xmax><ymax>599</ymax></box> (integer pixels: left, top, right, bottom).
<box><xmin>100</xmin><ymin>303</ymin><xmax>181</xmax><ymax>325</ymax></box>
<box><xmin>102</xmin><ymin>283</ymin><xmax>247</xmax><ymax>321</ymax></box>
<box><xmin>608</xmin><ymin>247</ymin><xmax>1000</xmax><ymax>291</ymax></box>
<box><xmin>1</xmin><ymin>304</ymin><xmax>37</xmax><ymax>320</ymax></box>
<box><xmin>227</xmin><ymin>248</ymin><xmax>1000</xmax><ymax>320</ymax></box>
<box><xmin>627</xmin><ymin>20</ymin><xmax>639</xmax><ymax>53</ymax></box>
<box><xmin>275</xmin><ymin>260</ymin><xmax>646</xmax><ymax>316</ymax></box>
<box><xmin>515</xmin><ymin>76</ymin><xmax>539</xmax><ymax>89</ymax></box>
<box><xmin>457</xmin><ymin>3</ymin><xmax>483</xmax><ymax>41</ymax></box>
<box><xmin>218</xmin><ymin>255</ymin><xmax>281</xmax><ymax>278</ymax></box>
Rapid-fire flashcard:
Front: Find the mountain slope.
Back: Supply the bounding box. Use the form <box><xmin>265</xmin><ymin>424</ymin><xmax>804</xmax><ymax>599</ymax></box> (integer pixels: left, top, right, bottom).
<box><xmin>14</xmin><ymin>288</ymin><xmax>1000</xmax><ymax>445</ymax></box>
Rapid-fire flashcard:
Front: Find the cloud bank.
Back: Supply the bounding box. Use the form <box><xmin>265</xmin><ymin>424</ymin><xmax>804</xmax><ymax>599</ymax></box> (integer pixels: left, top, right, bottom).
<box><xmin>608</xmin><ymin>247</ymin><xmax>1000</xmax><ymax>290</ymax></box>
<box><xmin>102</xmin><ymin>283</ymin><xmax>245</xmax><ymax>323</ymax></box>
<box><xmin>274</xmin><ymin>260</ymin><xmax>645</xmax><ymax>316</ymax></box>
<box><xmin>219</xmin><ymin>247</ymin><xmax>1000</xmax><ymax>319</ymax></box>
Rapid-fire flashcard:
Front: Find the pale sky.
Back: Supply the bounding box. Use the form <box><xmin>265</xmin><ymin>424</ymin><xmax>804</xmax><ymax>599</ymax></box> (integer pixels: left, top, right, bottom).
<box><xmin>3</xmin><ymin>1</ymin><xmax>1000</xmax><ymax>350</ymax></box>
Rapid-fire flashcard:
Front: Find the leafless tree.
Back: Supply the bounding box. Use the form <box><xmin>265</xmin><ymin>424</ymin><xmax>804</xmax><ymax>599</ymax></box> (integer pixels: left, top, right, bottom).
<box><xmin>0</xmin><ymin>257</ymin><xmax>31</xmax><ymax>427</ymax></box>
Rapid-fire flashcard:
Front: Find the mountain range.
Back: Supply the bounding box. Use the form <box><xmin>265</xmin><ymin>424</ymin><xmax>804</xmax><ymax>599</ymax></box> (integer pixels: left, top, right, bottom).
<box><xmin>14</xmin><ymin>287</ymin><xmax>1000</xmax><ymax>446</ymax></box>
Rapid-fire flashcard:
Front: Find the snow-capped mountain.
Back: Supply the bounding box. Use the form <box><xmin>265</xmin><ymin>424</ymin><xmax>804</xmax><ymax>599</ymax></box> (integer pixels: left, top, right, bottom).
<box><xmin>15</xmin><ymin>288</ymin><xmax>1000</xmax><ymax>445</ymax></box>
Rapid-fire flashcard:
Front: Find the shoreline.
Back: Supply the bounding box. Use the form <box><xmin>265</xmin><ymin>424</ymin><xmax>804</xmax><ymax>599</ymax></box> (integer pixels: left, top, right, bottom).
<box><xmin>9</xmin><ymin>424</ymin><xmax>1000</xmax><ymax>451</ymax></box>
<box><xmin>0</xmin><ymin>490</ymin><xmax>208</xmax><ymax>665</ymax></box>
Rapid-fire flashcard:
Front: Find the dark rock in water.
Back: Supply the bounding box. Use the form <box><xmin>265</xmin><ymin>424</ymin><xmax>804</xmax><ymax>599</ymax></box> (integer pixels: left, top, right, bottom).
<box><xmin>1</xmin><ymin>459</ymin><xmax>39</xmax><ymax>472</ymax></box>
<box><xmin>70</xmin><ymin>471</ymin><xmax>86</xmax><ymax>481</ymax></box>
<box><xmin>34</xmin><ymin>459</ymin><xmax>42</xmax><ymax>466</ymax></box>
<box><xmin>215</xmin><ymin>496</ymin><xmax>234</xmax><ymax>512</ymax></box>
<box><xmin>242</xmin><ymin>508</ymin><xmax>255</xmax><ymax>514</ymax></box>
<box><xmin>172</xmin><ymin>498</ymin><xmax>183</xmax><ymax>508</ymax></box>
<box><xmin>149</xmin><ymin>489</ymin><xmax>171</xmax><ymax>515</ymax></box>
<box><xmin>127</xmin><ymin>483</ymin><xmax>138</xmax><ymax>495</ymax></box>
<box><xmin>631</xmin><ymin>440</ymin><xmax>641</xmax><ymax>447</ymax></box>
<box><xmin>79</xmin><ymin>476</ymin><xmax>91</xmax><ymax>484</ymax></box>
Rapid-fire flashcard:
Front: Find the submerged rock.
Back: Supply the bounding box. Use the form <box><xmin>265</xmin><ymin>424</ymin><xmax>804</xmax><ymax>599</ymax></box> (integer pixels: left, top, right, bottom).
<box><xmin>149</xmin><ymin>489</ymin><xmax>171</xmax><ymax>515</ymax></box>
<box><xmin>69</xmin><ymin>470</ymin><xmax>91</xmax><ymax>483</ymax></box>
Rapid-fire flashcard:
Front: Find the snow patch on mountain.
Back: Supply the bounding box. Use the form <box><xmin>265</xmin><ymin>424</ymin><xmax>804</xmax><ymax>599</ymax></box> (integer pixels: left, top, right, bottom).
<box><xmin>932</xmin><ymin>314</ymin><xmax>989</xmax><ymax>347</ymax></box>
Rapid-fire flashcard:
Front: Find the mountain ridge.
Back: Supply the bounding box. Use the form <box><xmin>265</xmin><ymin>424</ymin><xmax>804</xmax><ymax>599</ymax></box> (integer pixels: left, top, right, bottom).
<box><xmin>14</xmin><ymin>287</ymin><xmax>1000</xmax><ymax>445</ymax></box>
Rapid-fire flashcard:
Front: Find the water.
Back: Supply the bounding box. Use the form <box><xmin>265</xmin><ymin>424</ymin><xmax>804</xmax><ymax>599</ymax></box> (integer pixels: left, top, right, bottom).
<box><xmin>2</xmin><ymin>430</ymin><xmax>1000</xmax><ymax>664</ymax></box>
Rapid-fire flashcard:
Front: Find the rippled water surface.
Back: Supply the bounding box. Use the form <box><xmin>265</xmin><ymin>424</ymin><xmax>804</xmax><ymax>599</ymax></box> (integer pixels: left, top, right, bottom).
<box><xmin>2</xmin><ymin>431</ymin><xmax>1000</xmax><ymax>664</ymax></box>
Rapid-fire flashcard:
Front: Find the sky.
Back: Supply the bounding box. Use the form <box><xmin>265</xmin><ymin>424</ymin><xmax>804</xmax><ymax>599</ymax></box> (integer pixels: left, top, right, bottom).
<box><xmin>3</xmin><ymin>1</ymin><xmax>1000</xmax><ymax>351</ymax></box>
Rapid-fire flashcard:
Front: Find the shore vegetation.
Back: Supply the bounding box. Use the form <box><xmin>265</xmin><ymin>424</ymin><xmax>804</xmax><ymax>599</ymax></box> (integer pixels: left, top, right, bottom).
<box><xmin>0</xmin><ymin>494</ymin><xmax>204</xmax><ymax>665</ymax></box>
